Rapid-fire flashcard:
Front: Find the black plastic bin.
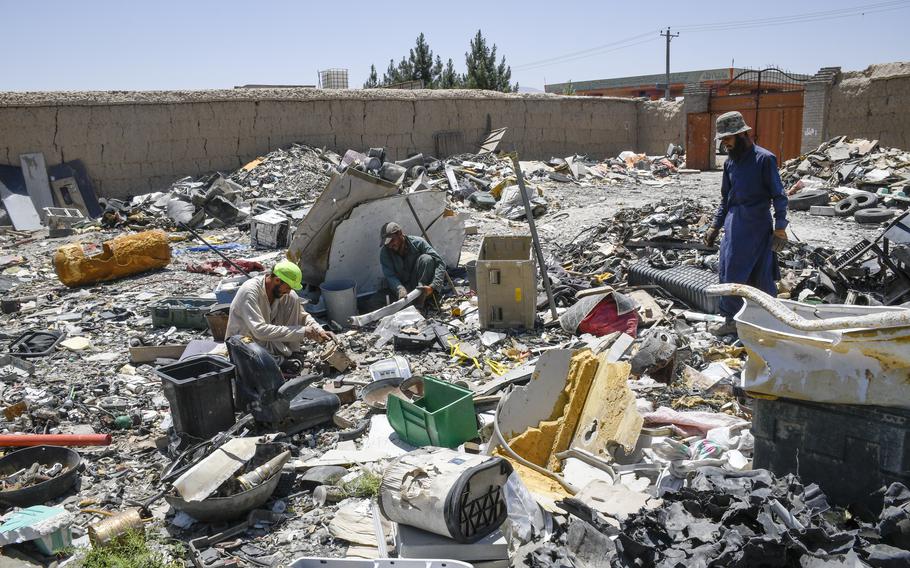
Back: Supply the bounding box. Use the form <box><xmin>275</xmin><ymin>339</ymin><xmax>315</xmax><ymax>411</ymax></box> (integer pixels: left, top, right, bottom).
<box><xmin>155</xmin><ymin>356</ymin><xmax>236</xmax><ymax>440</ymax></box>
<box><xmin>752</xmin><ymin>396</ymin><xmax>910</xmax><ymax>519</ymax></box>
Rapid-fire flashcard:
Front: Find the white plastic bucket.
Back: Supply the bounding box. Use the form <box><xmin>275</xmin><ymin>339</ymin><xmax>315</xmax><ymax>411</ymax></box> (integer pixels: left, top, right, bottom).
<box><xmin>320</xmin><ymin>279</ymin><xmax>357</xmax><ymax>327</ymax></box>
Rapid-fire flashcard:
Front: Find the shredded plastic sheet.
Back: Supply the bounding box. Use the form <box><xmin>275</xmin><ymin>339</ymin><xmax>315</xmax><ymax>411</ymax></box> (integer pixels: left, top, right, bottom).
<box><xmin>642</xmin><ymin>406</ymin><xmax>748</xmax><ymax>435</ymax></box>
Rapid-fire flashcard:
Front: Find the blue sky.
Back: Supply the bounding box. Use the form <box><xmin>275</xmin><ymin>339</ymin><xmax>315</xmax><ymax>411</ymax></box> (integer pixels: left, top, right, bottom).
<box><xmin>3</xmin><ymin>0</ymin><xmax>908</xmax><ymax>91</ymax></box>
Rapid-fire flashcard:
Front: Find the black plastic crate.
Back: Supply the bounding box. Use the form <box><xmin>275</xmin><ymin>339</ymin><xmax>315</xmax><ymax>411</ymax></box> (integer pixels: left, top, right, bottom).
<box><xmin>752</xmin><ymin>396</ymin><xmax>910</xmax><ymax>519</ymax></box>
<box><xmin>155</xmin><ymin>356</ymin><xmax>236</xmax><ymax>440</ymax></box>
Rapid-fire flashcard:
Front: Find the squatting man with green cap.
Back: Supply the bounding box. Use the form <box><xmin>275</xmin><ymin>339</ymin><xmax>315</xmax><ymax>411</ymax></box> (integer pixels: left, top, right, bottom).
<box><xmin>226</xmin><ymin>260</ymin><xmax>332</xmax><ymax>359</ymax></box>
<box><xmin>379</xmin><ymin>222</ymin><xmax>447</xmax><ymax>307</ymax></box>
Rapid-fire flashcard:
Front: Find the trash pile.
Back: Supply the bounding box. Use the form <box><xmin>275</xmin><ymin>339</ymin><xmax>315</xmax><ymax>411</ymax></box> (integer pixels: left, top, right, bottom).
<box><xmin>522</xmin><ymin>468</ymin><xmax>910</xmax><ymax>567</ymax></box>
<box><xmin>781</xmin><ymin>136</ymin><xmax>910</xmax><ymax>224</ymax></box>
<box><xmin>3</xmin><ymin>127</ymin><xmax>910</xmax><ymax>567</ymax></box>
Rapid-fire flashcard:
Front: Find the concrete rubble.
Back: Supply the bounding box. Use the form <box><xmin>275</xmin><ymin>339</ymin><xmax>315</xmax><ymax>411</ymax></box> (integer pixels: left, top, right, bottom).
<box><xmin>0</xmin><ymin>129</ymin><xmax>909</xmax><ymax>568</ymax></box>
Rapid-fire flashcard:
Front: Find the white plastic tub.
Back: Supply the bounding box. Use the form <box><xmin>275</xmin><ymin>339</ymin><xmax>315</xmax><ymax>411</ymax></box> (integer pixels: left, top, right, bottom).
<box><xmin>735</xmin><ymin>298</ymin><xmax>910</xmax><ymax>408</ymax></box>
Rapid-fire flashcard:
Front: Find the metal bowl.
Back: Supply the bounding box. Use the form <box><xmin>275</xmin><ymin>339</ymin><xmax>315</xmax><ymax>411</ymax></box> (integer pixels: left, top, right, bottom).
<box><xmin>0</xmin><ymin>445</ymin><xmax>82</xmax><ymax>507</ymax></box>
<box><xmin>165</xmin><ymin>468</ymin><xmax>282</xmax><ymax>523</ymax></box>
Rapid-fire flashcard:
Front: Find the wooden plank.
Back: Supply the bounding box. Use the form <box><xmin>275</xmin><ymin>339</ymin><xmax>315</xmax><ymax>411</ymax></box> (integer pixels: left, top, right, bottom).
<box><xmin>19</xmin><ymin>153</ymin><xmax>54</xmax><ymax>222</ymax></box>
<box><xmin>129</xmin><ymin>344</ymin><xmax>188</xmax><ymax>364</ymax></box>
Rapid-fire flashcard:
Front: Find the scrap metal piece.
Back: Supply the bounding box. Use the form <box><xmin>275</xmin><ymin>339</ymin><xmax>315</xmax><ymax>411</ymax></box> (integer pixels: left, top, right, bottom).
<box><xmin>349</xmin><ymin>290</ymin><xmax>421</xmax><ymax>327</ymax></box>
<box><xmin>707</xmin><ymin>283</ymin><xmax>910</xmax><ymax>331</ymax></box>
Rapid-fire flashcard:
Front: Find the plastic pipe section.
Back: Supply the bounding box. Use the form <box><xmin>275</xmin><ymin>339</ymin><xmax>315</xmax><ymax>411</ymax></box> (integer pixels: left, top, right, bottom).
<box><xmin>0</xmin><ymin>434</ymin><xmax>113</xmax><ymax>447</ymax></box>
<box><xmin>706</xmin><ymin>283</ymin><xmax>910</xmax><ymax>331</ymax></box>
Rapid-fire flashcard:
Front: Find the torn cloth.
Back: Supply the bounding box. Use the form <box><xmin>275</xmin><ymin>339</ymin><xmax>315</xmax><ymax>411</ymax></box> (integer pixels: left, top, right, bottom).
<box><xmin>560</xmin><ymin>290</ymin><xmax>638</xmax><ymax>335</ymax></box>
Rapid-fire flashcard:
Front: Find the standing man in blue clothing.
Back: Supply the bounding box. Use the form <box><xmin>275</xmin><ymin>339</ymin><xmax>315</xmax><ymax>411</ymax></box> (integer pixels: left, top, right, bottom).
<box><xmin>704</xmin><ymin>111</ymin><xmax>789</xmax><ymax>335</ymax></box>
<box><xmin>379</xmin><ymin>221</ymin><xmax>447</xmax><ymax>307</ymax></box>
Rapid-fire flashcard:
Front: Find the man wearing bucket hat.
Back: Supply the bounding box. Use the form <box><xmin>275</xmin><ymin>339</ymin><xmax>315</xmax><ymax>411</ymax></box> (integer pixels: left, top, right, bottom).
<box><xmin>379</xmin><ymin>221</ymin><xmax>447</xmax><ymax>307</ymax></box>
<box><xmin>226</xmin><ymin>260</ymin><xmax>332</xmax><ymax>359</ymax></box>
<box><xmin>705</xmin><ymin>111</ymin><xmax>789</xmax><ymax>335</ymax></box>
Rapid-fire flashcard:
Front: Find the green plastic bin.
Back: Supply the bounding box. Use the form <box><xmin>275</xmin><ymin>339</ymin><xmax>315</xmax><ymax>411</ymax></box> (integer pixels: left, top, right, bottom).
<box><xmin>386</xmin><ymin>376</ymin><xmax>478</xmax><ymax>448</ymax></box>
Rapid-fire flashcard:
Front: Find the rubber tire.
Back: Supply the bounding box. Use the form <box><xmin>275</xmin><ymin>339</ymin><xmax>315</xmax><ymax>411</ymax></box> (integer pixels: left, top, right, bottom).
<box><xmin>835</xmin><ymin>192</ymin><xmax>879</xmax><ymax>217</ymax></box>
<box><xmin>789</xmin><ymin>189</ymin><xmax>830</xmax><ymax>211</ymax></box>
<box><xmin>854</xmin><ymin>207</ymin><xmax>897</xmax><ymax>225</ymax></box>
<box><xmin>853</xmin><ymin>192</ymin><xmax>879</xmax><ymax>209</ymax></box>
<box><xmin>834</xmin><ymin>197</ymin><xmax>861</xmax><ymax>217</ymax></box>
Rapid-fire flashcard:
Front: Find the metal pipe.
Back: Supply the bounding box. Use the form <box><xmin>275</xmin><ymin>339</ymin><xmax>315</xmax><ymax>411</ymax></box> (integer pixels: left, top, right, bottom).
<box><xmin>706</xmin><ymin>283</ymin><xmax>910</xmax><ymax>331</ymax></box>
<box><xmin>553</xmin><ymin>448</ymin><xmax>616</xmax><ymax>482</ymax></box>
<box><xmin>0</xmin><ymin>434</ymin><xmax>112</xmax><ymax>447</ymax></box>
<box><xmin>179</xmin><ymin>222</ymin><xmax>253</xmax><ymax>277</ymax></box>
<box><xmin>491</xmin><ymin>398</ymin><xmax>578</xmax><ymax>495</ymax></box>
<box><xmin>510</xmin><ymin>156</ymin><xmax>559</xmax><ymax>321</ymax></box>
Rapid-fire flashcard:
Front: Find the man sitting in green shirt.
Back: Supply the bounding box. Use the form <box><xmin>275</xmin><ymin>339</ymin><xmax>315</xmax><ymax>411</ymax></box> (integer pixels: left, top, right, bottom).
<box><xmin>379</xmin><ymin>222</ymin><xmax>447</xmax><ymax>306</ymax></box>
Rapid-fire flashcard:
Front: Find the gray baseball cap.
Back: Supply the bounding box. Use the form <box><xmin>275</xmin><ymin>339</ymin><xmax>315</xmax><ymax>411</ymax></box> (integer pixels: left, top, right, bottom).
<box><xmin>716</xmin><ymin>111</ymin><xmax>752</xmax><ymax>140</ymax></box>
<box><xmin>380</xmin><ymin>221</ymin><xmax>402</xmax><ymax>246</ymax></box>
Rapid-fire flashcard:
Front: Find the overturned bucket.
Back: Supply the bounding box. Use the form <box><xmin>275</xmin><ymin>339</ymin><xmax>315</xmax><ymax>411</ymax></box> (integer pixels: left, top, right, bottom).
<box><xmin>320</xmin><ymin>280</ymin><xmax>357</xmax><ymax>327</ymax></box>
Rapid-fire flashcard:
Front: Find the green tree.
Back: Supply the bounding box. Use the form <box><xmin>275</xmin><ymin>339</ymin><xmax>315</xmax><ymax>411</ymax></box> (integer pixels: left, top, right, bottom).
<box><xmin>408</xmin><ymin>33</ymin><xmax>437</xmax><ymax>87</ymax></box>
<box><xmin>382</xmin><ymin>59</ymin><xmax>401</xmax><ymax>85</ymax></box>
<box><xmin>440</xmin><ymin>58</ymin><xmax>462</xmax><ymax>89</ymax></box>
<box><xmin>464</xmin><ymin>30</ymin><xmax>517</xmax><ymax>92</ymax></box>
<box><xmin>363</xmin><ymin>64</ymin><xmax>379</xmax><ymax>89</ymax></box>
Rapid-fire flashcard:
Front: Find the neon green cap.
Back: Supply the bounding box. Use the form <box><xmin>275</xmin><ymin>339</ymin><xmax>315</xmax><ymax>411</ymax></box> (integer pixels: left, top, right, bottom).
<box><xmin>273</xmin><ymin>260</ymin><xmax>303</xmax><ymax>291</ymax></box>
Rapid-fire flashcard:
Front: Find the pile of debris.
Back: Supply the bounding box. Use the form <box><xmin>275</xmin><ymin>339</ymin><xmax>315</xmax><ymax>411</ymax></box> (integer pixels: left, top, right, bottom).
<box><xmin>781</xmin><ymin>136</ymin><xmax>910</xmax><ymax>224</ymax></box>
<box><xmin>4</xmin><ymin>127</ymin><xmax>910</xmax><ymax>567</ymax></box>
<box><xmin>519</xmin><ymin>468</ymin><xmax>910</xmax><ymax>567</ymax></box>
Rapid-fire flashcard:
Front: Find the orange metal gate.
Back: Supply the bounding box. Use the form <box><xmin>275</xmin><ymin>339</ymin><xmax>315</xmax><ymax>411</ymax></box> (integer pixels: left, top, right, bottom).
<box><xmin>712</xmin><ymin>91</ymin><xmax>804</xmax><ymax>162</ymax></box>
<box><xmin>686</xmin><ymin>67</ymin><xmax>809</xmax><ymax>170</ymax></box>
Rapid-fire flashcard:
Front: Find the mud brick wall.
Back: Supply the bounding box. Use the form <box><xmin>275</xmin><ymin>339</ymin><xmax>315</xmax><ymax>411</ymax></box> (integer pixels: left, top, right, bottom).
<box><xmin>636</xmin><ymin>99</ymin><xmax>685</xmax><ymax>155</ymax></box>
<box><xmin>826</xmin><ymin>62</ymin><xmax>910</xmax><ymax>150</ymax></box>
<box><xmin>0</xmin><ymin>90</ymin><xmax>682</xmax><ymax>199</ymax></box>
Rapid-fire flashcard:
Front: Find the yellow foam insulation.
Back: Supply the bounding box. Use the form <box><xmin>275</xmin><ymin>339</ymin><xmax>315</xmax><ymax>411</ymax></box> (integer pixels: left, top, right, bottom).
<box><xmin>570</xmin><ymin>359</ymin><xmax>642</xmax><ymax>456</ymax></box>
<box><xmin>507</xmin><ymin>420</ymin><xmax>561</xmax><ymax>468</ymax></box>
<box><xmin>546</xmin><ymin>351</ymin><xmax>600</xmax><ymax>471</ymax></box>
<box><xmin>506</xmin><ymin>350</ymin><xmax>600</xmax><ymax>472</ymax></box>
<box><xmin>494</xmin><ymin>454</ymin><xmax>571</xmax><ymax>510</ymax></box>
<box><xmin>53</xmin><ymin>230</ymin><xmax>171</xmax><ymax>288</ymax></box>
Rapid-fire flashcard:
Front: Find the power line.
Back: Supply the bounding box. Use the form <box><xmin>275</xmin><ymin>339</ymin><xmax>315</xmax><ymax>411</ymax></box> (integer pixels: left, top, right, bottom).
<box><xmin>515</xmin><ymin>0</ymin><xmax>909</xmax><ymax>74</ymax></box>
<box><xmin>513</xmin><ymin>31</ymin><xmax>658</xmax><ymax>71</ymax></box>
<box><xmin>515</xmin><ymin>37</ymin><xmax>661</xmax><ymax>73</ymax></box>
<box><xmin>676</xmin><ymin>0</ymin><xmax>909</xmax><ymax>32</ymax></box>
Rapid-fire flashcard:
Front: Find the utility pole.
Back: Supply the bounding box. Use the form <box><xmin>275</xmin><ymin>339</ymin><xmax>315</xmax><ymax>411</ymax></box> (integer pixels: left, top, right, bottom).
<box><xmin>660</xmin><ymin>27</ymin><xmax>680</xmax><ymax>101</ymax></box>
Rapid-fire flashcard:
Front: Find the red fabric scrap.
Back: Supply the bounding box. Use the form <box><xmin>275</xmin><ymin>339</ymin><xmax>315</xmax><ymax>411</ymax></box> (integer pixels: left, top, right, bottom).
<box><xmin>578</xmin><ymin>296</ymin><xmax>638</xmax><ymax>338</ymax></box>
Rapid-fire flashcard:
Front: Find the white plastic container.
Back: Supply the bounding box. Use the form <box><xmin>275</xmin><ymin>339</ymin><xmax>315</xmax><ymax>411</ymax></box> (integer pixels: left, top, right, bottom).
<box><xmin>320</xmin><ymin>279</ymin><xmax>358</xmax><ymax>327</ymax></box>
<box><xmin>369</xmin><ymin>356</ymin><xmax>412</xmax><ymax>382</ymax></box>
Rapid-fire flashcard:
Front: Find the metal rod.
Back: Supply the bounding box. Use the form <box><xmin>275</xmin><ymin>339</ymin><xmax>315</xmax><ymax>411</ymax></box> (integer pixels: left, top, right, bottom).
<box><xmin>403</xmin><ymin>196</ymin><xmax>459</xmax><ymax>293</ymax></box>
<box><xmin>706</xmin><ymin>283</ymin><xmax>910</xmax><ymax>331</ymax></box>
<box><xmin>179</xmin><ymin>222</ymin><xmax>253</xmax><ymax>277</ymax></box>
<box><xmin>510</xmin><ymin>155</ymin><xmax>559</xmax><ymax>321</ymax></box>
